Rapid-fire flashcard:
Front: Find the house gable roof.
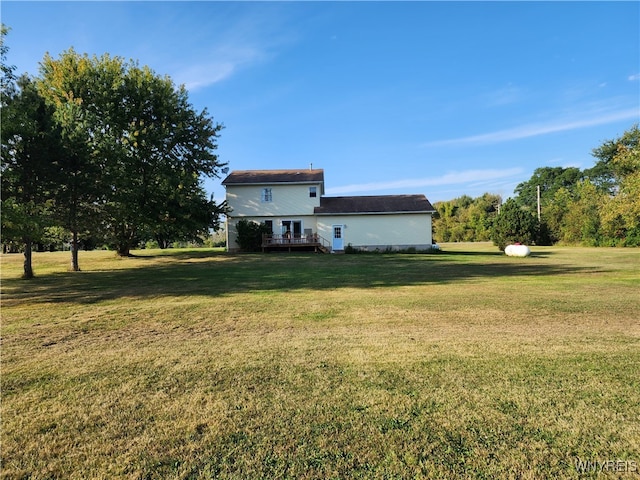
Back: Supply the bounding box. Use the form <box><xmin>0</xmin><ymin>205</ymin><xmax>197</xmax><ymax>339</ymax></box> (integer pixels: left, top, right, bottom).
<box><xmin>314</xmin><ymin>194</ymin><xmax>435</xmax><ymax>215</ymax></box>
<box><xmin>222</xmin><ymin>169</ymin><xmax>324</xmax><ymax>186</ymax></box>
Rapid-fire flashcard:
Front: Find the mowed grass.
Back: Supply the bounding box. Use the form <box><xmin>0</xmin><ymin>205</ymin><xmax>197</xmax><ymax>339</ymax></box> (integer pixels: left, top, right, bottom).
<box><xmin>1</xmin><ymin>244</ymin><xmax>639</xmax><ymax>479</ymax></box>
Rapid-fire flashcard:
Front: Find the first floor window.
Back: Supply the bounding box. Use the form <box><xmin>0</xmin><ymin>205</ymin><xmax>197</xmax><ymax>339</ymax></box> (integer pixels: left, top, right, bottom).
<box><xmin>264</xmin><ymin>220</ymin><xmax>273</xmax><ymax>233</ymax></box>
<box><xmin>261</xmin><ymin>188</ymin><xmax>272</xmax><ymax>202</ymax></box>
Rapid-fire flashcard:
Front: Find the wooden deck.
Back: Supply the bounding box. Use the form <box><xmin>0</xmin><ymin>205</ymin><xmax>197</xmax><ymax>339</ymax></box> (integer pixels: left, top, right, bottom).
<box><xmin>262</xmin><ymin>234</ymin><xmax>331</xmax><ymax>253</ymax></box>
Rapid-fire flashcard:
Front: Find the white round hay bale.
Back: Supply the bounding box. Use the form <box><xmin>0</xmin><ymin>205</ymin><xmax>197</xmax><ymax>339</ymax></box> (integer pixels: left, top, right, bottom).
<box><xmin>505</xmin><ymin>244</ymin><xmax>531</xmax><ymax>257</ymax></box>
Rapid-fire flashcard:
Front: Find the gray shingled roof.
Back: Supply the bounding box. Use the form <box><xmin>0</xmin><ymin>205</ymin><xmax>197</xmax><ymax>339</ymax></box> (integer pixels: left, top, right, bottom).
<box><xmin>314</xmin><ymin>195</ymin><xmax>435</xmax><ymax>214</ymax></box>
<box><xmin>222</xmin><ymin>169</ymin><xmax>324</xmax><ymax>185</ymax></box>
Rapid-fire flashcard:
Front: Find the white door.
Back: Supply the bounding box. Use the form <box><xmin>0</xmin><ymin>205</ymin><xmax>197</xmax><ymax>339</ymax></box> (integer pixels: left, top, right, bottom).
<box><xmin>332</xmin><ymin>225</ymin><xmax>344</xmax><ymax>251</ymax></box>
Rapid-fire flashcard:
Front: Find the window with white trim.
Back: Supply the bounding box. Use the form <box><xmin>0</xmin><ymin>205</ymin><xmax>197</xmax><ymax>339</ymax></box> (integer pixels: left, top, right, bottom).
<box><xmin>309</xmin><ymin>186</ymin><xmax>317</xmax><ymax>198</ymax></box>
<box><xmin>261</xmin><ymin>188</ymin><xmax>272</xmax><ymax>202</ymax></box>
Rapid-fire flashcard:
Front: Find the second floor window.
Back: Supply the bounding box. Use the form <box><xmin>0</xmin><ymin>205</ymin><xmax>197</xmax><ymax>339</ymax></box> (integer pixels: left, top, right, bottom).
<box><xmin>309</xmin><ymin>186</ymin><xmax>317</xmax><ymax>198</ymax></box>
<box><xmin>261</xmin><ymin>188</ymin><xmax>272</xmax><ymax>202</ymax></box>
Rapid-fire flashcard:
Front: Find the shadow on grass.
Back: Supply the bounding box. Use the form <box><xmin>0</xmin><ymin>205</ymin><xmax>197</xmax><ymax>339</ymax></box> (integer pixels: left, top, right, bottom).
<box><xmin>442</xmin><ymin>250</ymin><xmax>504</xmax><ymax>257</ymax></box>
<box><xmin>2</xmin><ymin>250</ymin><xmax>597</xmax><ymax>306</ymax></box>
<box><xmin>128</xmin><ymin>249</ymin><xmax>224</xmax><ymax>260</ymax></box>
<box><xmin>444</xmin><ymin>249</ymin><xmax>556</xmax><ymax>258</ymax></box>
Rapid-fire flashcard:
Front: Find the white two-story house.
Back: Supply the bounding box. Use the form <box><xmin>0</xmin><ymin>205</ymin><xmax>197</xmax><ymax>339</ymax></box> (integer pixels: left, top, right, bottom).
<box><xmin>222</xmin><ymin>168</ymin><xmax>436</xmax><ymax>253</ymax></box>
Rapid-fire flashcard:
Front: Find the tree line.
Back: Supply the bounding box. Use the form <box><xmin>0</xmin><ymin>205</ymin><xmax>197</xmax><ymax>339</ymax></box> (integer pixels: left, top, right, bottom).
<box><xmin>433</xmin><ymin>124</ymin><xmax>639</xmax><ymax>249</ymax></box>
<box><xmin>1</xmin><ymin>26</ymin><xmax>227</xmax><ymax>278</ymax></box>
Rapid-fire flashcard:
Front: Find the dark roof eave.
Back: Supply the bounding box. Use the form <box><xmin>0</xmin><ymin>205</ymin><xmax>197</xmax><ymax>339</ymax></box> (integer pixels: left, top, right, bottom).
<box><xmin>223</xmin><ymin>180</ymin><xmax>323</xmax><ymax>186</ymax></box>
<box><xmin>315</xmin><ymin>210</ymin><xmax>436</xmax><ymax>215</ymax></box>
<box><xmin>221</xmin><ymin>169</ymin><xmax>325</xmax><ymax>186</ymax></box>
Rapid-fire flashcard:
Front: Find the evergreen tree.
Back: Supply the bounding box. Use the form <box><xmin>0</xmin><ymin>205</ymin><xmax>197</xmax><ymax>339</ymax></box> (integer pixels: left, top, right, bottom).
<box><xmin>235</xmin><ymin>219</ymin><xmax>271</xmax><ymax>252</ymax></box>
<box><xmin>490</xmin><ymin>198</ymin><xmax>538</xmax><ymax>251</ymax></box>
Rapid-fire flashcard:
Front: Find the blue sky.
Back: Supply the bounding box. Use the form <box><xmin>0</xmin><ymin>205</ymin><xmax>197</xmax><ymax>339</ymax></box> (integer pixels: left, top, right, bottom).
<box><xmin>3</xmin><ymin>1</ymin><xmax>639</xmax><ymax>203</ymax></box>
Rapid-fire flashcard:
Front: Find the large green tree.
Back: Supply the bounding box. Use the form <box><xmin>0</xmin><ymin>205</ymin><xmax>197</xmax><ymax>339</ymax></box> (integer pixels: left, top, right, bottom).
<box><xmin>514</xmin><ymin>166</ymin><xmax>582</xmax><ymax>215</ymax></box>
<box><xmin>103</xmin><ymin>63</ymin><xmax>225</xmax><ymax>255</ymax></box>
<box><xmin>37</xmin><ymin>50</ymin><xmax>226</xmax><ymax>258</ymax></box>
<box><xmin>597</xmin><ymin>125</ymin><xmax>640</xmax><ymax>245</ymax></box>
<box><xmin>560</xmin><ymin>180</ymin><xmax>605</xmax><ymax>246</ymax></box>
<box><xmin>585</xmin><ymin>125</ymin><xmax>639</xmax><ymax>195</ymax></box>
<box><xmin>543</xmin><ymin>186</ymin><xmax>573</xmax><ymax>244</ymax></box>
<box><xmin>1</xmin><ymin>27</ymin><xmax>64</xmax><ymax>277</ymax></box>
<box><xmin>1</xmin><ymin>75</ymin><xmax>63</xmax><ymax>277</ymax></box>
<box><xmin>36</xmin><ymin>50</ymin><xmax>108</xmax><ymax>270</ymax></box>
<box><xmin>1</xmin><ymin>24</ymin><xmax>15</xmax><ymax>97</ymax></box>
<box><xmin>513</xmin><ymin>166</ymin><xmax>581</xmax><ymax>244</ymax></box>
<box><xmin>433</xmin><ymin>193</ymin><xmax>501</xmax><ymax>243</ymax></box>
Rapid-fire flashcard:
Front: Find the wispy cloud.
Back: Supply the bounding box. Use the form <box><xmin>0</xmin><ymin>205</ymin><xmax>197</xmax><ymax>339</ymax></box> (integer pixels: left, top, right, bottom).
<box><xmin>422</xmin><ymin>107</ymin><xmax>639</xmax><ymax>148</ymax></box>
<box><xmin>629</xmin><ymin>73</ymin><xmax>640</xmax><ymax>81</ymax></box>
<box><xmin>326</xmin><ymin>168</ymin><xmax>524</xmax><ymax>195</ymax></box>
<box><xmin>169</xmin><ymin>8</ymin><xmax>294</xmax><ymax>91</ymax></box>
<box><xmin>172</xmin><ymin>46</ymin><xmax>264</xmax><ymax>91</ymax></box>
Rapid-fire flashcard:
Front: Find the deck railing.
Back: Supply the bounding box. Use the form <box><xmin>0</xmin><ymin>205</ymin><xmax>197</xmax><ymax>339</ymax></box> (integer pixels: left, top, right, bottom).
<box><xmin>262</xmin><ymin>233</ymin><xmax>331</xmax><ymax>251</ymax></box>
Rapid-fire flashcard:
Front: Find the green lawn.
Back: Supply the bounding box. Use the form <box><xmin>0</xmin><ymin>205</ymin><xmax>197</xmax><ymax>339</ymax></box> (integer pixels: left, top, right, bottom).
<box><xmin>2</xmin><ymin>244</ymin><xmax>639</xmax><ymax>479</ymax></box>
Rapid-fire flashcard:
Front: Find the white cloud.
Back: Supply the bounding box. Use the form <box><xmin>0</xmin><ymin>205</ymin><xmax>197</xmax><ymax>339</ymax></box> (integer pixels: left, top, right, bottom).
<box><xmin>173</xmin><ymin>62</ymin><xmax>235</xmax><ymax>91</ymax></box>
<box><xmin>326</xmin><ymin>168</ymin><xmax>524</xmax><ymax>195</ymax></box>
<box><xmin>168</xmin><ymin>8</ymin><xmax>294</xmax><ymax>91</ymax></box>
<box><xmin>422</xmin><ymin>107</ymin><xmax>639</xmax><ymax>147</ymax></box>
<box><xmin>172</xmin><ymin>46</ymin><xmax>263</xmax><ymax>90</ymax></box>
<box><xmin>629</xmin><ymin>73</ymin><xmax>640</xmax><ymax>81</ymax></box>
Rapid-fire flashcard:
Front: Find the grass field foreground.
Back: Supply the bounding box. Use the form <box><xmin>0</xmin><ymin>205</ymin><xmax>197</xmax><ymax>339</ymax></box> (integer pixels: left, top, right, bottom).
<box><xmin>2</xmin><ymin>243</ymin><xmax>639</xmax><ymax>479</ymax></box>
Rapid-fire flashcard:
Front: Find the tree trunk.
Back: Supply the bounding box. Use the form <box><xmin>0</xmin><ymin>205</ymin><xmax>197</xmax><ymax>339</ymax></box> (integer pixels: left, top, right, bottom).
<box><xmin>23</xmin><ymin>238</ymin><xmax>34</xmax><ymax>279</ymax></box>
<box><xmin>156</xmin><ymin>237</ymin><xmax>170</xmax><ymax>249</ymax></box>
<box><xmin>70</xmin><ymin>230</ymin><xmax>80</xmax><ymax>271</ymax></box>
<box><xmin>115</xmin><ymin>224</ymin><xmax>134</xmax><ymax>256</ymax></box>
<box><xmin>116</xmin><ymin>242</ymin><xmax>131</xmax><ymax>257</ymax></box>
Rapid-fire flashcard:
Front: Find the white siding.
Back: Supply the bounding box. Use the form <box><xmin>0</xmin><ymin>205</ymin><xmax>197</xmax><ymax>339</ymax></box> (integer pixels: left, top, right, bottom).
<box><xmin>224</xmin><ymin>180</ymin><xmax>433</xmax><ymax>252</ymax></box>
<box><xmin>225</xmin><ymin>183</ymin><xmax>323</xmax><ymax>251</ymax></box>
<box><xmin>226</xmin><ymin>184</ymin><xmax>321</xmax><ymax>217</ymax></box>
<box><xmin>317</xmin><ymin>213</ymin><xmax>432</xmax><ymax>251</ymax></box>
